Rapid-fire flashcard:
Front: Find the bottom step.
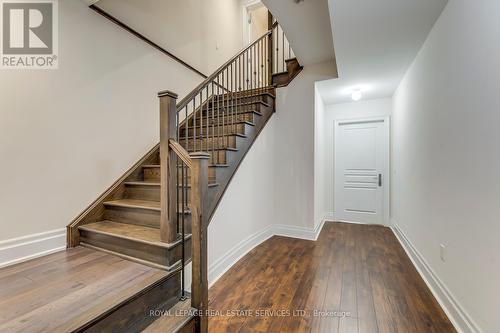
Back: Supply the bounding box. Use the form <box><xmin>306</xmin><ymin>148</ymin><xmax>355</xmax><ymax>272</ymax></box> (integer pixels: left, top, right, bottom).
<box><xmin>0</xmin><ymin>247</ymin><xmax>182</xmax><ymax>333</ymax></box>
<box><xmin>79</xmin><ymin>221</ymin><xmax>192</xmax><ymax>271</ymax></box>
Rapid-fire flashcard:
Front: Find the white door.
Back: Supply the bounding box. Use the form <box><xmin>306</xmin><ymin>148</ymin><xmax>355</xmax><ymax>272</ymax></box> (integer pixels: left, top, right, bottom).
<box><xmin>334</xmin><ymin>118</ymin><xmax>389</xmax><ymax>225</ymax></box>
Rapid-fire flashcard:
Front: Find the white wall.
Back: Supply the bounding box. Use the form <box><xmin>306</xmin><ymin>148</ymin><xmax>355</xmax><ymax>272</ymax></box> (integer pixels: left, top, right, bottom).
<box><xmin>392</xmin><ymin>0</ymin><xmax>500</xmax><ymax>331</ymax></box>
<box><xmin>318</xmin><ymin>98</ymin><xmax>392</xmax><ymax>218</ymax></box>
<box><xmin>97</xmin><ymin>0</ymin><xmax>246</xmax><ymax>74</ymax></box>
<box><xmin>208</xmin><ymin>117</ymin><xmax>276</xmax><ymax>284</ymax></box>
<box><xmin>0</xmin><ymin>0</ymin><xmax>202</xmax><ymax>241</ymax></box>
<box><xmin>313</xmin><ymin>87</ymin><xmax>328</xmax><ymax>227</ymax></box>
<box><xmin>274</xmin><ymin>61</ymin><xmax>337</xmax><ymax>229</ymax></box>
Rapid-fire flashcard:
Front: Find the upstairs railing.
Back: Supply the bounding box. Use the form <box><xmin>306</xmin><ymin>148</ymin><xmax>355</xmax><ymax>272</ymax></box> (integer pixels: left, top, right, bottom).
<box><xmin>272</xmin><ymin>20</ymin><xmax>295</xmax><ymax>74</ymax></box>
<box><xmin>158</xmin><ymin>20</ymin><xmax>294</xmax><ymax>333</ymax></box>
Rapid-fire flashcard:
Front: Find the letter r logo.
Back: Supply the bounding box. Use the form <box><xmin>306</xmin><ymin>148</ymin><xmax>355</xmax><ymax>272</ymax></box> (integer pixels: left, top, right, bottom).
<box><xmin>2</xmin><ymin>2</ymin><xmax>53</xmax><ymax>54</ymax></box>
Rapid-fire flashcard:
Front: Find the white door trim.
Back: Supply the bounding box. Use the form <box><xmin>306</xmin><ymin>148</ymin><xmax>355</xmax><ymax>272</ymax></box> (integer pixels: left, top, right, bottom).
<box><xmin>242</xmin><ymin>0</ymin><xmax>265</xmax><ymax>45</ymax></box>
<box><xmin>333</xmin><ymin>116</ymin><xmax>390</xmax><ymax>226</ymax></box>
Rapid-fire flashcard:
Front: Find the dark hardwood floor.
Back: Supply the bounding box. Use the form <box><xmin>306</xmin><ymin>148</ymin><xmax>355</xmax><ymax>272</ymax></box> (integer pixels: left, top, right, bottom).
<box><xmin>208</xmin><ymin>222</ymin><xmax>456</xmax><ymax>333</ymax></box>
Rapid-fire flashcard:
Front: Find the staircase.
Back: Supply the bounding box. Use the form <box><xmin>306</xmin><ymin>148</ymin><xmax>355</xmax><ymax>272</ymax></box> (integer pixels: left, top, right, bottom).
<box><xmin>66</xmin><ymin>19</ymin><xmax>301</xmax><ymax>333</ymax></box>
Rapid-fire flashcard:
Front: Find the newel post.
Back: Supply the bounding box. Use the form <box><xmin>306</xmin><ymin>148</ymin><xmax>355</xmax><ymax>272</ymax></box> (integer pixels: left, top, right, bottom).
<box><xmin>158</xmin><ymin>90</ymin><xmax>178</xmax><ymax>243</ymax></box>
<box><xmin>189</xmin><ymin>152</ymin><xmax>210</xmax><ymax>333</ymax></box>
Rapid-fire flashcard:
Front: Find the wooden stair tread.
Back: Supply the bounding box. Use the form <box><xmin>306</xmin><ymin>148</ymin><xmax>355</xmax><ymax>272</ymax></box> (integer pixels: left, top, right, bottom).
<box><xmin>181</xmin><ymin>120</ymin><xmax>255</xmax><ymax>128</ymax></box>
<box><xmin>79</xmin><ymin>221</ymin><xmax>167</xmax><ymax>246</ymax></box>
<box><xmin>124</xmin><ymin>181</ymin><xmax>219</xmax><ymax>187</ymax></box>
<box><xmin>177</xmin><ymin>183</ymin><xmax>219</xmax><ymax>188</ymax></box>
<box><xmin>104</xmin><ymin>199</ymin><xmax>160</xmax><ymax>211</ymax></box>
<box><xmin>208</xmin><ymin>100</ymin><xmax>270</xmax><ymax>109</ymax></box>
<box><xmin>142</xmin><ymin>298</ymin><xmax>195</xmax><ymax>332</ymax></box>
<box><xmin>124</xmin><ymin>181</ymin><xmax>160</xmax><ymax>186</ymax></box>
<box><xmin>179</xmin><ymin>133</ymin><xmax>247</xmax><ymax>139</ymax></box>
<box><xmin>187</xmin><ymin>147</ymin><xmax>238</xmax><ymax>152</ymax></box>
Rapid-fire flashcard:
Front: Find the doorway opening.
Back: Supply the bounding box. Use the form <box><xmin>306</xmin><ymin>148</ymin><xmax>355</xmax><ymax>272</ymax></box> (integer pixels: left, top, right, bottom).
<box><xmin>243</xmin><ymin>1</ymin><xmax>269</xmax><ymax>44</ymax></box>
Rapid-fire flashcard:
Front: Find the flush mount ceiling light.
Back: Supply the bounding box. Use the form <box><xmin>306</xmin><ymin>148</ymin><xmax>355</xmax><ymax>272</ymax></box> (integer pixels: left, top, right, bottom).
<box><xmin>351</xmin><ymin>89</ymin><xmax>362</xmax><ymax>101</ymax></box>
<box><xmin>294</xmin><ymin>0</ymin><xmax>305</xmax><ymax>3</ymax></box>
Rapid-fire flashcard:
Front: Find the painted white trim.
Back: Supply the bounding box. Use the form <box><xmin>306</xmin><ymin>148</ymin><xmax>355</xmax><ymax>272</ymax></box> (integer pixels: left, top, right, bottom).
<box><xmin>325</xmin><ymin>211</ymin><xmax>335</xmax><ymax>221</ymax></box>
<box><xmin>391</xmin><ymin>219</ymin><xmax>481</xmax><ymax>333</ymax></box>
<box><xmin>0</xmin><ymin>229</ymin><xmax>66</xmax><ymax>269</ymax></box>
<box><xmin>274</xmin><ymin>219</ymin><xmax>325</xmax><ymax>241</ymax></box>
<box><xmin>208</xmin><ymin>224</ymin><xmax>274</xmax><ymax>287</ymax></box>
<box><xmin>204</xmin><ymin>218</ymin><xmax>333</xmax><ymax>289</ymax></box>
<box><xmin>242</xmin><ymin>0</ymin><xmax>265</xmax><ymax>45</ymax></box>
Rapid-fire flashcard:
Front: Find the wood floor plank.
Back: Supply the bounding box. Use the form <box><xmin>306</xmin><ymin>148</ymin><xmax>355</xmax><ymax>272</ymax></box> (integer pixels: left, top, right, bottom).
<box><xmin>208</xmin><ymin>222</ymin><xmax>457</xmax><ymax>333</ymax></box>
<box><xmin>0</xmin><ymin>246</ymin><xmax>169</xmax><ymax>333</ymax></box>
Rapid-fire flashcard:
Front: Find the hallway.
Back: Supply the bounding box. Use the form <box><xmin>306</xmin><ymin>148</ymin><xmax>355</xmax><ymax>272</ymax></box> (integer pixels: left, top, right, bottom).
<box><xmin>208</xmin><ymin>222</ymin><xmax>455</xmax><ymax>332</ymax></box>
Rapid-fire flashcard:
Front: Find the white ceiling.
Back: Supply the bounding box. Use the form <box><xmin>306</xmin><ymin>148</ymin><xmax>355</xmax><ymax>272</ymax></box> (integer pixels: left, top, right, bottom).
<box><xmin>262</xmin><ymin>0</ymin><xmax>337</xmax><ymax>68</ymax></box>
<box><xmin>317</xmin><ymin>0</ymin><xmax>448</xmax><ymax>105</ymax></box>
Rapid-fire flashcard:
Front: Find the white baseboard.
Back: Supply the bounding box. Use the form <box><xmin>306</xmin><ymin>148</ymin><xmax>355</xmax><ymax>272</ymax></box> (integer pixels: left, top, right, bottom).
<box><xmin>274</xmin><ymin>218</ymin><xmax>326</xmax><ymax>241</ymax></box>
<box><xmin>0</xmin><ymin>229</ymin><xmax>66</xmax><ymax>269</ymax></box>
<box><xmin>206</xmin><ymin>218</ymin><xmax>333</xmax><ymax>288</ymax></box>
<box><xmin>391</xmin><ymin>220</ymin><xmax>481</xmax><ymax>333</ymax></box>
<box><xmin>208</xmin><ymin>225</ymin><xmax>274</xmax><ymax>287</ymax></box>
<box><xmin>325</xmin><ymin>211</ymin><xmax>335</xmax><ymax>221</ymax></box>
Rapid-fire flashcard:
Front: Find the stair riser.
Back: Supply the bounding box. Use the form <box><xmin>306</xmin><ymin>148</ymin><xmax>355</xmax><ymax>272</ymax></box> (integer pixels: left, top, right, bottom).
<box><xmin>179</xmin><ymin>123</ymin><xmax>248</xmax><ymax>137</ymax></box>
<box><xmin>143</xmin><ymin>166</ymin><xmax>217</xmax><ymax>182</ymax></box>
<box><xmin>104</xmin><ymin>206</ymin><xmax>160</xmax><ymax>228</ymax></box>
<box><xmin>208</xmin><ymin>150</ymin><xmax>227</xmax><ymax>164</ymax></box>
<box><xmin>80</xmin><ymin>271</ymin><xmax>182</xmax><ymax>332</ymax></box>
<box><xmin>80</xmin><ymin>230</ymin><xmax>191</xmax><ymax>269</ymax></box>
<box><xmin>272</xmin><ymin>72</ymin><xmax>289</xmax><ymax>87</ymax></box>
<box><xmin>143</xmin><ymin>167</ymin><xmax>160</xmax><ymax>182</ymax></box>
<box><xmin>202</xmin><ymin>101</ymin><xmax>267</xmax><ymax>115</ymax></box>
<box><xmin>209</xmin><ymin>94</ymin><xmax>273</xmax><ymax>107</ymax></box>
<box><xmin>125</xmin><ymin>185</ymin><xmax>160</xmax><ymax>201</ymax></box>
<box><xmin>187</xmin><ymin>108</ymin><xmax>261</xmax><ymax>126</ymax></box>
<box><xmin>286</xmin><ymin>59</ymin><xmax>300</xmax><ymax>74</ymax></box>
<box><xmin>198</xmin><ymin>112</ymin><xmax>256</xmax><ymax>126</ymax></box>
<box><xmin>180</xmin><ymin>135</ymin><xmax>241</xmax><ymax>151</ymax></box>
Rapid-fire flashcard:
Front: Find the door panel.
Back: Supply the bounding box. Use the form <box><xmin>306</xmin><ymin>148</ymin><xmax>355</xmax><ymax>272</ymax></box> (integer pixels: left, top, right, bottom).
<box><xmin>334</xmin><ymin>119</ymin><xmax>389</xmax><ymax>225</ymax></box>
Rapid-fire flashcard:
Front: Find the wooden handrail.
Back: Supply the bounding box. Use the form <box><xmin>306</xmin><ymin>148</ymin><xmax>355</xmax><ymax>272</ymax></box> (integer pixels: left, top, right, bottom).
<box><xmin>169</xmin><ymin>139</ymin><xmax>192</xmax><ymax>169</ymax></box>
<box><xmin>89</xmin><ymin>5</ymin><xmax>208</xmax><ymax>79</ymax></box>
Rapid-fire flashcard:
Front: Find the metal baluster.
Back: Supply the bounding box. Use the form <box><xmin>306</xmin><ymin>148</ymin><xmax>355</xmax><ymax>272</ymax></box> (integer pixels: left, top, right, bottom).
<box><xmin>240</xmin><ymin>55</ymin><xmax>243</xmax><ymax>121</ymax></box>
<box><xmin>231</xmin><ymin>63</ymin><xmax>235</xmax><ymax>135</ymax></box>
<box><xmin>180</xmin><ymin>161</ymin><xmax>186</xmax><ymax>300</ymax></box>
<box><xmin>288</xmin><ymin>37</ymin><xmax>291</xmax><ymax>61</ymax></box>
<box><xmin>216</xmin><ymin>76</ymin><xmax>220</xmax><ymax>164</ymax></box>
<box><xmin>253</xmin><ymin>43</ymin><xmax>256</xmax><ymax>106</ymax></box>
<box><xmin>276</xmin><ymin>25</ymin><xmax>279</xmax><ymax>74</ymax></box>
<box><xmin>260</xmin><ymin>39</ymin><xmax>266</xmax><ymax>91</ymax></box>
<box><xmin>211</xmin><ymin>83</ymin><xmax>215</xmax><ymax>164</ymax></box>
<box><xmin>193</xmin><ymin>99</ymin><xmax>196</xmax><ymax>152</ymax></box>
<box><xmin>184</xmin><ymin>106</ymin><xmax>188</xmax><ymax>153</ymax></box>
<box><xmin>246</xmin><ymin>49</ymin><xmax>250</xmax><ymax>116</ymax></box>
<box><xmin>205</xmin><ymin>86</ymin><xmax>209</xmax><ymax>151</ymax></box>
<box><xmin>222</xmin><ymin>70</ymin><xmax>226</xmax><ymax>149</ymax></box>
<box><xmin>282</xmin><ymin>28</ymin><xmax>285</xmax><ymax>72</ymax></box>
